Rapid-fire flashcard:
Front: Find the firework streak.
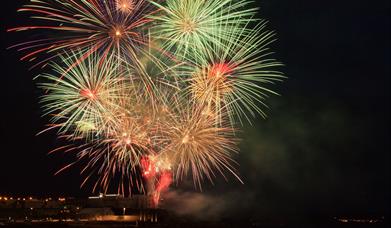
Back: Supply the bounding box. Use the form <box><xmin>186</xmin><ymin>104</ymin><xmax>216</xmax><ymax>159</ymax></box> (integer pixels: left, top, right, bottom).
<box><xmin>9</xmin><ymin>0</ymin><xmax>284</xmax><ymax>207</ymax></box>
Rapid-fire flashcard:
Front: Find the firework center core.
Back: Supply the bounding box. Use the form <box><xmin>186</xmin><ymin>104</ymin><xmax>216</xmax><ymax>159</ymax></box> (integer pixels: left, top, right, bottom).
<box><xmin>181</xmin><ymin>19</ymin><xmax>197</xmax><ymax>33</ymax></box>
<box><xmin>182</xmin><ymin>134</ymin><xmax>190</xmax><ymax>144</ymax></box>
<box><xmin>80</xmin><ymin>89</ymin><xmax>97</xmax><ymax>100</ymax></box>
<box><xmin>116</xmin><ymin>0</ymin><xmax>134</xmax><ymax>13</ymax></box>
<box><xmin>209</xmin><ymin>63</ymin><xmax>233</xmax><ymax>78</ymax></box>
<box><xmin>110</xmin><ymin>26</ymin><xmax>125</xmax><ymax>39</ymax></box>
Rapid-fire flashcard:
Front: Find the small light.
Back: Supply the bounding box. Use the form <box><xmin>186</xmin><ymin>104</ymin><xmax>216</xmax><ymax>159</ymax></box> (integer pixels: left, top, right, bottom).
<box><xmin>182</xmin><ymin>134</ymin><xmax>190</xmax><ymax>144</ymax></box>
<box><xmin>80</xmin><ymin>88</ymin><xmax>96</xmax><ymax>100</ymax></box>
<box><xmin>125</xmin><ymin>138</ymin><xmax>131</xmax><ymax>145</ymax></box>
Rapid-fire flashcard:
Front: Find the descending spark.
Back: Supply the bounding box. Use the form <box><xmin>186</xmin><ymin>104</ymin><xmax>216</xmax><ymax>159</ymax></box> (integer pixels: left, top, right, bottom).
<box><xmin>153</xmin><ymin>171</ymin><xmax>172</xmax><ymax>206</ymax></box>
<box><xmin>141</xmin><ymin>155</ymin><xmax>172</xmax><ymax>207</ymax></box>
<box><xmin>76</xmin><ymin>112</ymin><xmax>154</xmax><ymax>195</ymax></box>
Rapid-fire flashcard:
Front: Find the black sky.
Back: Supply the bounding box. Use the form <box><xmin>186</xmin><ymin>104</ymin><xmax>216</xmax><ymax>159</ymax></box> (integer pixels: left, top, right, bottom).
<box><xmin>0</xmin><ymin>0</ymin><xmax>389</xmax><ymax>218</ymax></box>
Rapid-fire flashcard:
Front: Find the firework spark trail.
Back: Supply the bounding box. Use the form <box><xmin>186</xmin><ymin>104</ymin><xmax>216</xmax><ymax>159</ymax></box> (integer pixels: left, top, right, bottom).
<box><xmin>186</xmin><ymin>20</ymin><xmax>285</xmax><ymax>124</ymax></box>
<box><xmin>149</xmin><ymin>0</ymin><xmax>258</xmax><ymax>58</ymax></box>
<box><xmin>8</xmin><ymin>0</ymin><xmax>159</xmax><ymax>67</ymax></box>
<box><xmin>38</xmin><ymin>52</ymin><xmax>126</xmax><ymax>139</ymax></box>
<box><xmin>140</xmin><ymin>155</ymin><xmax>172</xmax><ymax>207</ymax></box>
<box><xmin>73</xmin><ymin>86</ymin><xmax>170</xmax><ymax>195</ymax></box>
<box><xmin>116</xmin><ymin>0</ymin><xmax>136</xmax><ymax>14</ymax></box>
<box><xmin>153</xmin><ymin>171</ymin><xmax>172</xmax><ymax>207</ymax></box>
<box><xmin>9</xmin><ymin>0</ymin><xmax>284</xmax><ymax>206</ymax></box>
<box><xmin>160</xmin><ymin>102</ymin><xmax>243</xmax><ymax>190</ymax></box>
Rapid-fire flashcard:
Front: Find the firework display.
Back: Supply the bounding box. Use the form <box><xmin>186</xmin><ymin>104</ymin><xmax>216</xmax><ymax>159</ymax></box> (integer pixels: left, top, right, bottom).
<box><xmin>10</xmin><ymin>0</ymin><xmax>284</xmax><ymax>206</ymax></box>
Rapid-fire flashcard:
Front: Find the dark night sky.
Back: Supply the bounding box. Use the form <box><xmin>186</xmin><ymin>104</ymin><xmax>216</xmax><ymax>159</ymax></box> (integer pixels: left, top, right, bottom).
<box><xmin>0</xmin><ymin>0</ymin><xmax>389</xmax><ymax>219</ymax></box>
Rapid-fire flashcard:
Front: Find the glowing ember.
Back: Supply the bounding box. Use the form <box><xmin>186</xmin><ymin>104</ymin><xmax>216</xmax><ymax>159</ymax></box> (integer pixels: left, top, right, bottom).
<box><xmin>190</xmin><ymin>62</ymin><xmax>236</xmax><ymax>110</ymax></box>
<box><xmin>110</xmin><ymin>26</ymin><xmax>125</xmax><ymax>39</ymax></box>
<box><xmin>153</xmin><ymin>171</ymin><xmax>172</xmax><ymax>207</ymax></box>
<box><xmin>208</xmin><ymin>63</ymin><xmax>234</xmax><ymax>78</ymax></box>
<box><xmin>181</xmin><ymin>19</ymin><xmax>197</xmax><ymax>33</ymax></box>
<box><xmin>116</xmin><ymin>0</ymin><xmax>135</xmax><ymax>13</ymax></box>
<box><xmin>124</xmin><ymin>138</ymin><xmax>131</xmax><ymax>145</ymax></box>
<box><xmin>141</xmin><ymin>156</ymin><xmax>156</xmax><ymax>179</ymax></box>
<box><xmin>79</xmin><ymin>88</ymin><xmax>96</xmax><ymax>100</ymax></box>
<box><xmin>141</xmin><ymin>156</ymin><xmax>173</xmax><ymax>207</ymax></box>
<box><xmin>156</xmin><ymin>171</ymin><xmax>172</xmax><ymax>192</ymax></box>
<box><xmin>182</xmin><ymin>134</ymin><xmax>190</xmax><ymax>144</ymax></box>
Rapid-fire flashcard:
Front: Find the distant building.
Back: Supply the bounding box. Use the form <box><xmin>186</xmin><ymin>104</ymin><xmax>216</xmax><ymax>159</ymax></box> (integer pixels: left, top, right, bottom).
<box><xmin>0</xmin><ymin>194</ymin><xmax>159</xmax><ymax>224</ymax></box>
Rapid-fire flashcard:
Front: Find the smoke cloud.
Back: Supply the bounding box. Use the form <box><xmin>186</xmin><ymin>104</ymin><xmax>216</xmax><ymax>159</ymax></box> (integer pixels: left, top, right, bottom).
<box><xmin>161</xmin><ymin>96</ymin><xmax>390</xmax><ymax>219</ymax></box>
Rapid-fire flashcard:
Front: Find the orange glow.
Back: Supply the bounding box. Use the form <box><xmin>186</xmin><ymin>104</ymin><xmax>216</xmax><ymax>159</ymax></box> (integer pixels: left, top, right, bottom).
<box><xmin>80</xmin><ymin>88</ymin><xmax>97</xmax><ymax>100</ymax></box>
<box><xmin>181</xmin><ymin>19</ymin><xmax>197</xmax><ymax>33</ymax></box>
<box><xmin>124</xmin><ymin>138</ymin><xmax>131</xmax><ymax>145</ymax></box>
<box><xmin>116</xmin><ymin>0</ymin><xmax>135</xmax><ymax>13</ymax></box>
<box><xmin>153</xmin><ymin>171</ymin><xmax>172</xmax><ymax>206</ymax></box>
<box><xmin>182</xmin><ymin>134</ymin><xmax>190</xmax><ymax>144</ymax></box>
<box><xmin>141</xmin><ymin>156</ymin><xmax>155</xmax><ymax>179</ymax></box>
<box><xmin>191</xmin><ymin>63</ymin><xmax>236</xmax><ymax>108</ymax></box>
<box><xmin>109</xmin><ymin>25</ymin><xmax>125</xmax><ymax>40</ymax></box>
<box><xmin>95</xmin><ymin>215</ymin><xmax>139</xmax><ymax>222</ymax></box>
<box><xmin>208</xmin><ymin>62</ymin><xmax>234</xmax><ymax>78</ymax></box>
